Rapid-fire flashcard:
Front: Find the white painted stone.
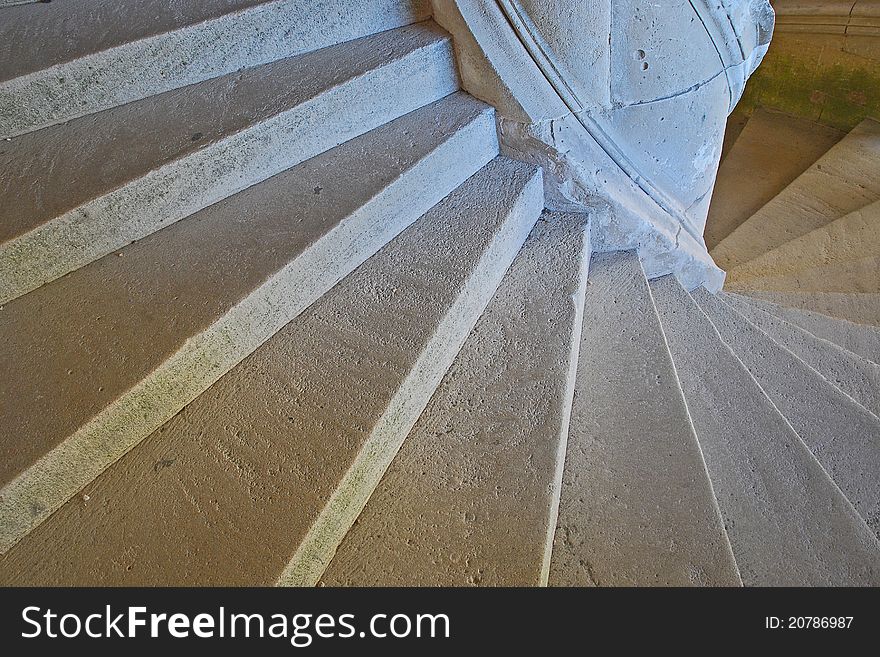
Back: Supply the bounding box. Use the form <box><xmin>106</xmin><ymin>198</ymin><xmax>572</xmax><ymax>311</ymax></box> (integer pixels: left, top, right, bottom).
<box><xmin>549</xmin><ymin>251</ymin><xmax>739</xmax><ymax>587</ymax></box>
<box><xmin>694</xmin><ymin>290</ymin><xmax>880</xmax><ymax>538</ymax></box>
<box><xmin>320</xmin><ymin>212</ymin><xmax>591</xmax><ymax>586</ymax></box>
<box><xmin>0</xmin><ymin>0</ymin><xmax>432</xmax><ymax>136</ymax></box>
<box><xmin>724</xmin><ymin>293</ymin><xmax>880</xmax><ymax>365</ymax></box>
<box><xmin>0</xmin><ymin>94</ymin><xmax>500</xmax><ymax>554</ymax></box>
<box><xmin>610</xmin><ymin>0</ymin><xmax>723</xmax><ymax>106</ymax></box>
<box><xmin>0</xmin><ymin>23</ymin><xmax>459</xmax><ymax>305</ymax></box>
<box><xmin>652</xmin><ymin>275</ymin><xmax>880</xmax><ymax>585</ymax></box>
<box><xmin>434</xmin><ymin>0</ymin><xmax>774</xmax><ymax>292</ymax></box>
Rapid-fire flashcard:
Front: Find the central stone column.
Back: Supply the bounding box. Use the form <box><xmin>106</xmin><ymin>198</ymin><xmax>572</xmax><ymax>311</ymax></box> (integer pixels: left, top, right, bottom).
<box><xmin>433</xmin><ymin>0</ymin><xmax>774</xmax><ymax>291</ymax></box>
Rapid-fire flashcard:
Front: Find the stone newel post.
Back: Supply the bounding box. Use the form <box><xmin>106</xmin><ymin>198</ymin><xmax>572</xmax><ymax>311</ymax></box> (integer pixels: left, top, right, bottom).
<box><xmin>433</xmin><ymin>0</ymin><xmax>774</xmax><ymax>291</ymax></box>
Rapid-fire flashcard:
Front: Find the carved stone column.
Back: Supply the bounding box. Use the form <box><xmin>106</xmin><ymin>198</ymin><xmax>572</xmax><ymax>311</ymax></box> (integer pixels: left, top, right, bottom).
<box><xmin>433</xmin><ymin>0</ymin><xmax>774</xmax><ymax>290</ymax></box>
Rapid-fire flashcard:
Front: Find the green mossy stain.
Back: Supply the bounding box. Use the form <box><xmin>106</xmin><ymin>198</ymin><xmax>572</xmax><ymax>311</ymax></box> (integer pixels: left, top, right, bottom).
<box><xmin>735</xmin><ymin>36</ymin><xmax>880</xmax><ymax>131</ymax></box>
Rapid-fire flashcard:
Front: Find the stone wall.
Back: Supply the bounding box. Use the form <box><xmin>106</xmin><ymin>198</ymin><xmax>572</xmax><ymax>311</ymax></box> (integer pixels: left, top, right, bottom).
<box><xmin>733</xmin><ymin>0</ymin><xmax>880</xmax><ymax>131</ymax></box>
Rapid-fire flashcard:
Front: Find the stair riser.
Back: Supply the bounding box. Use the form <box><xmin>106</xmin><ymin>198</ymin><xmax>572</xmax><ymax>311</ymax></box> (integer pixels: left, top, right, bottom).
<box><xmin>0</xmin><ymin>35</ymin><xmax>459</xmax><ymax>305</ymax></box>
<box><xmin>0</xmin><ymin>104</ymin><xmax>500</xmax><ymax>555</ymax></box>
<box><xmin>0</xmin><ymin>0</ymin><xmax>432</xmax><ymax>137</ymax></box>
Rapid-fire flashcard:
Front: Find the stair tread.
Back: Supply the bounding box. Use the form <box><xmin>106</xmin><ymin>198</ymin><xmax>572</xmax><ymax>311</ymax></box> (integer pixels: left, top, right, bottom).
<box><xmin>736</xmin><ymin>290</ymin><xmax>880</xmax><ymax>328</ymax></box>
<box><xmin>0</xmin><ymin>94</ymin><xmax>499</xmax><ymax>553</ymax></box>
<box><xmin>0</xmin><ymin>0</ymin><xmax>432</xmax><ymax>136</ymax></box>
<box><xmin>695</xmin><ymin>290</ymin><xmax>880</xmax><ymax>539</ymax></box>
<box><xmin>652</xmin><ymin>276</ymin><xmax>880</xmax><ymax>585</ymax></box>
<box><xmin>711</xmin><ymin>118</ymin><xmax>880</xmax><ymax>271</ymax></box>
<box><xmin>0</xmin><ymin>0</ymin><xmax>269</xmax><ymax>82</ymax></box>
<box><xmin>320</xmin><ymin>212</ymin><xmax>589</xmax><ymax>586</ymax></box>
<box><xmin>705</xmin><ymin>108</ymin><xmax>844</xmax><ymax>250</ymax></box>
<box><xmin>724</xmin><ymin>293</ymin><xmax>880</xmax><ymax>364</ymax></box>
<box><xmin>729</xmin><ymin>255</ymin><xmax>880</xmax><ymax>294</ymax></box>
<box><xmin>727</xmin><ymin>199</ymin><xmax>880</xmax><ymax>286</ymax></box>
<box><xmin>0</xmin><ymin>21</ymin><xmax>458</xmax><ymax>303</ymax></box>
<box><xmin>0</xmin><ymin>157</ymin><xmax>543</xmax><ymax>584</ymax></box>
<box><xmin>549</xmin><ymin>252</ymin><xmax>739</xmax><ymax>587</ymax></box>
<box><xmin>715</xmin><ymin>291</ymin><xmax>880</xmax><ymax>417</ymax></box>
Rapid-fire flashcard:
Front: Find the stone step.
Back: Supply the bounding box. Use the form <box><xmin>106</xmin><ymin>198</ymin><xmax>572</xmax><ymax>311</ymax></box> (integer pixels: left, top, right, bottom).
<box><xmin>737</xmin><ymin>291</ymin><xmax>880</xmax><ymax>328</ymax></box>
<box><xmin>0</xmin><ymin>94</ymin><xmax>499</xmax><ymax>555</ymax></box>
<box><xmin>729</xmin><ymin>256</ymin><xmax>880</xmax><ymax>294</ymax></box>
<box><xmin>727</xmin><ymin>200</ymin><xmax>880</xmax><ymax>287</ymax></box>
<box><xmin>0</xmin><ymin>0</ymin><xmax>431</xmax><ymax>136</ymax></box>
<box><xmin>319</xmin><ymin>212</ymin><xmax>591</xmax><ymax>587</ymax></box>
<box><xmin>723</xmin><ymin>293</ymin><xmax>880</xmax><ymax>365</ymax></box>
<box><xmin>712</xmin><ymin>118</ymin><xmax>880</xmax><ymax>271</ymax></box>
<box><xmin>651</xmin><ymin>276</ymin><xmax>880</xmax><ymax>585</ymax></box>
<box><xmin>694</xmin><ymin>291</ymin><xmax>880</xmax><ymax>539</ymax></box>
<box><xmin>0</xmin><ymin>156</ymin><xmax>543</xmax><ymax>585</ymax></box>
<box><xmin>705</xmin><ymin>108</ymin><xmax>844</xmax><ymax>251</ymax></box>
<box><xmin>0</xmin><ymin>22</ymin><xmax>458</xmax><ymax>304</ymax></box>
<box><xmin>548</xmin><ymin>252</ymin><xmax>739</xmax><ymax>587</ymax></box>
<box><xmin>714</xmin><ymin>292</ymin><xmax>880</xmax><ymax>418</ymax></box>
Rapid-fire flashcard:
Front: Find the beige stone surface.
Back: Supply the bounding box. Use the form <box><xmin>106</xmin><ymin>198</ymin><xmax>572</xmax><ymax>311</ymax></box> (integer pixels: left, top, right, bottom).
<box><xmin>0</xmin><ymin>95</ymin><xmax>498</xmax><ymax>554</ymax></box>
<box><xmin>653</xmin><ymin>276</ymin><xmax>880</xmax><ymax>585</ymax></box>
<box><xmin>712</xmin><ymin>118</ymin><xmax>880</xmax><ymax>271</ymax></box>
<box><xmin>704</xmin><ymin>291</ymin><xmax>880</xmax><ymax>538</ymax></box>
<box><xmin>705</xmin><ymin>108</ymin><xmax>844</xmax><ymax>250</ymax></box>
<box><xmin>548</xmin><ymin>251</ymin><xmax>739</xmax><ymax>587</ymax></box>
<box><xmin>724</xmin><ymin>292</ymin><xmax>880</xmax><ymax>364</ymax></box>
<box><xmin>737</xmin><ymin>290</ymin><xmax>880</xmax><ymax>326</ymax></box>
<box><xmin>320</xmin><ymin>212</ymin><xmax>591</xmax><ymax>587</ymax></box>
<box><xmin>0</xmin><ymin>157</ymin><xmax>542</xmax><ymax>585</ymax></box>
<box><xmin>727</xmin><ymin>199</ymin><xmax>880</xmax><ymax>285</ymax></box>
<box><xmin>730</xmin><ymin>256</ymin><xmax>880</xmax><ymax>293</ymax></box>
<box><xmin>711</xmin><ymin>292</ymin><xmax>880</xmax><ymax>418</ymax></box>
<box><xmin>0</xmin><ymin>23</ymin><xmax>459</xmax><ymax>303</ymax></box>
<box><xmin>0</xmin><ymin>0</ymin><xmax>432</xmax><ymax>135</ymax></box>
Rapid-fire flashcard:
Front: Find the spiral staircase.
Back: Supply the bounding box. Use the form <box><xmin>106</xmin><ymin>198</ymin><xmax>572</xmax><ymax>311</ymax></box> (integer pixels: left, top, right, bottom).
<box><xmin>0</xmin><ymin>1</ymin><xmax>878</xmax><ymax>586</ymax></box>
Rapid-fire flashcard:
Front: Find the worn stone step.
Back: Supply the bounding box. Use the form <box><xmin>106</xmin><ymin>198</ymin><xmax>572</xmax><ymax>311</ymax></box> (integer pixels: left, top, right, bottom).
<box><xmin>729</xmin><ymin>256</ymin><xmax>880</xmax><ymax>294</ymax></box>
<box><xmin>0</xmin><ymin>0</ymin><xmax>431</xmax><ymax>136</ymax></box>
<box><xmin>0</xmin><ymin>22</ymin><xmax>458</xmax><ymax>305</ymax></box>
<box><xmin>548</xmin><ymin>252</ymin><xmax>739</xmax><ymax>587</ymax></box>
<box><xmin>705</xmin><ymin>108</ymin><xmax>844</xmax><ymax>250</ymax></box>
<box><xmin>713</xmin><ymin>292</ymin><xmax>880</xmax><ymax>418</ymax></box>
<box><xmin>0</xmin><ymin>94</ymin><xmax>499</xmax><ymax>555</ymax></box>
<box><xmin>652</xmin><ymin>276</ymin><xmax>880</xmax><ymax>585</ymax></box>
<box><xmin>727</xmin><ymin>200</ymin><xmax>880</xmax><ymax>287</ymax></box>
<box><xmin>694</xmin><ymin>290</ymin><xmax>880</xmax><ymax>539</ymax></box>
<box><xmin>319</xmin><ymin>212</ymin><xmax>590</xmax><ymax>587</ymax></box>
<box><xmin>712</xmin><ymin>118</ymin><xmax>880</xmax><ymax>271</ymax></box>
<box><xmin>737</xmin><ymin>290</ymin><xmax>880</xmax><ymax>327</ymax></box>
<box><xmin>0</xmin><ymin>156</ymin><xmax>543</xmax><ymax>585</ymax></box>
<box><xmin>723</xmin><ymin>293</ymin><xmax>880</xmax><ymax>365</ymax></box>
